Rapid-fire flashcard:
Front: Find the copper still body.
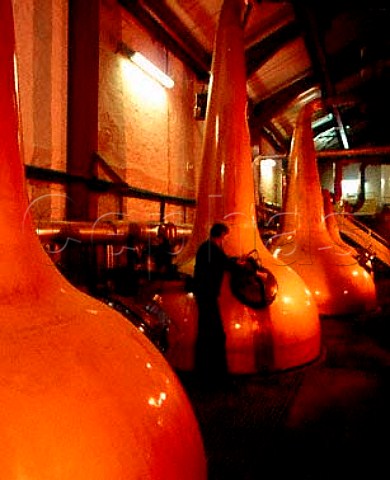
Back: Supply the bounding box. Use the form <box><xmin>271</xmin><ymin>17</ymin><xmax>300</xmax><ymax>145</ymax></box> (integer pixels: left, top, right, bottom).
<box><xmin>0</xmin><ymin>1</ymin><xmax>206</xmax><ymax>477</ymax></box>
<box><xmin>322</xmin><ymin>188</ymin><xmax>357</xmax><ymax>256</ymax></box>
<box><xmin>271</xmin><ymin>99</ymin><xmax>377</xmax><ymax>316</ymax></box>
<box><xmin>162</xmin><ymin>0</ymin><xmax>321</xmax><ymax>374</ymax></box>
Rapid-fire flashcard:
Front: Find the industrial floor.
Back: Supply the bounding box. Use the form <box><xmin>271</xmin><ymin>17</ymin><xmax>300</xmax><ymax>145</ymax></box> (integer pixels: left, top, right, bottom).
<box><xmin>177</xmin><ymin>275</ymin><xmax>390</xmax><ymax>480</ymax></box>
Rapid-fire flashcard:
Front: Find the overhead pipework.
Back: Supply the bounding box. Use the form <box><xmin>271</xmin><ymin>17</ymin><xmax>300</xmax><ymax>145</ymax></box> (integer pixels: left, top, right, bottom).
<box><xmin>158</xmin><ymin>0</ymin><xmax>321</xmax><ymax>375</ymax></box>
<box><xmin>270</xmin><ymin>98</ymin><xmax>377</xmax><ymax>316</ymax></box>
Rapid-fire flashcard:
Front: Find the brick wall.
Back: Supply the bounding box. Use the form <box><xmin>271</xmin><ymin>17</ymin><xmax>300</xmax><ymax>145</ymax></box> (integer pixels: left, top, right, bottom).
<box><xmin>14</xmin><ymin>0</ymin><xmax>202</xmax><ymax>225</ymax></box>
<box><xmin>98</xmin><ymin>1</ymin><xmax>202</xmax><ymax>223</ymax></box>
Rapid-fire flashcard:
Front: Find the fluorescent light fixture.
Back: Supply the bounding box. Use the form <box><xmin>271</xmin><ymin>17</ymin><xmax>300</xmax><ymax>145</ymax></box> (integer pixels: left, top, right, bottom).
<box><xmin>131</xmin><ymin>52</ymin><xmax>174</xmax><ymax>89</ymax></box>
<box><xmin>118</xmin><ymin>42</ymin><xmax>174</xmax><ymax>89</ymax></box>
<box><xmin>312</xmin><ymin>112</ymin><xmax>333</xmax><ymax>129</ymax></box>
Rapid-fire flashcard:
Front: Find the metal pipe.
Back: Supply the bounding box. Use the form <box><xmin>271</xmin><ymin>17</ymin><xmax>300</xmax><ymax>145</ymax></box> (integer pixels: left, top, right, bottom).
<box><xmin>353</xmin><ymin>163</ymin><xmax>367</xmax><ymax>212</ymax></box>
<box><xmin>36</xmin><ymin>221</ymin><xmax>118</xmax><ymax>243</ymax></box>
<box><xmin>317</xmin><ymin>145</ymin><xmax>390</xmax><ymax>159</ymax></box>
<box><xmin>35</xmin><ymin>220</ymin><xmax>190</xmax><ymax>244</ymax></box>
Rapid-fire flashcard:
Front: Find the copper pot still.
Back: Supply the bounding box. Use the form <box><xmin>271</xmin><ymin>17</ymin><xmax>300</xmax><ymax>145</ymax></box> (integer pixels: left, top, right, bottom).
<box><xmin>0</xmin><ymin>1</ymin><xmax>206</xmax><ymax>477</ymax></box>
<box><xmin>162</xmin><ymin>0</ymin><xmax>321</xmax><ymax>375</ymax></box>
<box><xmin>271</xmin><ymin>98</ymin><xmax>377</xmax><ymax>316</ymax></box>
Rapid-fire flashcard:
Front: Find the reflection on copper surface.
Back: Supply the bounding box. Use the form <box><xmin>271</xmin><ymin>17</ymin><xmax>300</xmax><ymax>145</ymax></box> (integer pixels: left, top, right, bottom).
<box><xmin>271</xmin><ymin>98</ymin><xmax>377</xmax><ymax>316</ymax></box>
<box><xmin>0</xmin><ymin>1</ymin><xmax>206</xmax><ymax>476</ymax></box>
<box><xmin>162</xmin><ymin>0</ymin><xmax>321</xmax><ymax>374</ymax></box>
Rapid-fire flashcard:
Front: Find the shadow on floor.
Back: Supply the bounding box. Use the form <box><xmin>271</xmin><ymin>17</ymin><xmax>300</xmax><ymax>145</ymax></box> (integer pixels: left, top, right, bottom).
<box><xmin>177</xmin><ymin>277</ymin><xmax>390</xmax><ymax>480</ymax></box>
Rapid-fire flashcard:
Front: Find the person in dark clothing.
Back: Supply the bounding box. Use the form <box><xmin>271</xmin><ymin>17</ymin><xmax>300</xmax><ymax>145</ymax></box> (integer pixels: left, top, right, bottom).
<box><xmin>154</xmin><ymin>231</ymin><xmax>173</xmax><ymax>277</ymax></box>
<box><xmin>193</xmin><ymin>222</ymin><xmax>230</xmax><ymax>387</ymax></box>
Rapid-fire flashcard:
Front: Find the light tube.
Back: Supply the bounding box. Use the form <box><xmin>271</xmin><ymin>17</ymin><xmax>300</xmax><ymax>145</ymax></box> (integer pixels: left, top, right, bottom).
<box><xmin>130</xmin><ymin>51</ymin><xmax>174</xmax><ymax>89</ymax></box>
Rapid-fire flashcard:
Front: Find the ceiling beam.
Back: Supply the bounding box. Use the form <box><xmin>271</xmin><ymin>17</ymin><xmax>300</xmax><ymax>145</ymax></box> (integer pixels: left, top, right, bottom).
<box><xmin>118</xmin><ymin>0</ymin><xmax>211</xmax><ymax>80</ymax></box>
<box><xmin>245</xmin><ymin>21</ymin><xmax>302</xmax><ymax>77</ymax></box>
<box><xmin>250</xmin><ymin>74</ymin><xmax>317</xmax><ymax>124</ymax></box>
<box><xmin>262</xmin><ymin>122</ymin><xmax>290</xmax><ymax>153</ymax></box>
<box><xmin>249</xmin><ymin>75</ymin><xmax>317</xmax><ymax>148</ymax></box>
<box><xmin>292</xmin><ymin>0</ymin><xmax>350</xmax><ymax>148</ymax></box>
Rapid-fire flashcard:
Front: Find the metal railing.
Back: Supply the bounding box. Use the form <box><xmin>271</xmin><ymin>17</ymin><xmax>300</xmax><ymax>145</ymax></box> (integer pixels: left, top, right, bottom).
<box><xmin>25</xmin><ymin>153</ymin><xmax>196</xmax><ymax>224</ymax></box>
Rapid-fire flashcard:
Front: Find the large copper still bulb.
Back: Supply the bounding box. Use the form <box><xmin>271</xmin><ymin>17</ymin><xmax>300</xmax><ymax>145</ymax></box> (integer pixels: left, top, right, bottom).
<box><xmin>161</xmin><ymin>0</ymin><xmax>321</xmax><ymax>374</ymax></box>
<box><xmin>0</xmin><ymin>1</ymin><xmax>206</xmax><ymax>477</ymax></box>
<box><xmin>271</xmin><ymin>98</ymin><xmax>377</xmax><ymax>316</ymax></box>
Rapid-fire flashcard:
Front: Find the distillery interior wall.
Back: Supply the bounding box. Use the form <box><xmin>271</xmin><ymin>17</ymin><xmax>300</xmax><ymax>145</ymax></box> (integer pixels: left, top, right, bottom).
<box><xmin>12</xmin><ymin>0</ymin><xmax>208</xmax><ymax>226</ymax></box>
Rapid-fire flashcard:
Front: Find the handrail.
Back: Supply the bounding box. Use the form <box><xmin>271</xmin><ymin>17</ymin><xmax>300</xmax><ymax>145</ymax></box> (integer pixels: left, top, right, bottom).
<box><xmin>25</xmin><ymin>164</ymin><xmax>196</xmax><ymax>206</ymax></box>
<box><xmin>25</xmin><ymin>163</ymin><xmax>196</xmax><ymax>224</ymax></box>
<box><xmin>339</xmin><ymin>212</ymin><xmax>390</xmax><ymax>250</ymax></box>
